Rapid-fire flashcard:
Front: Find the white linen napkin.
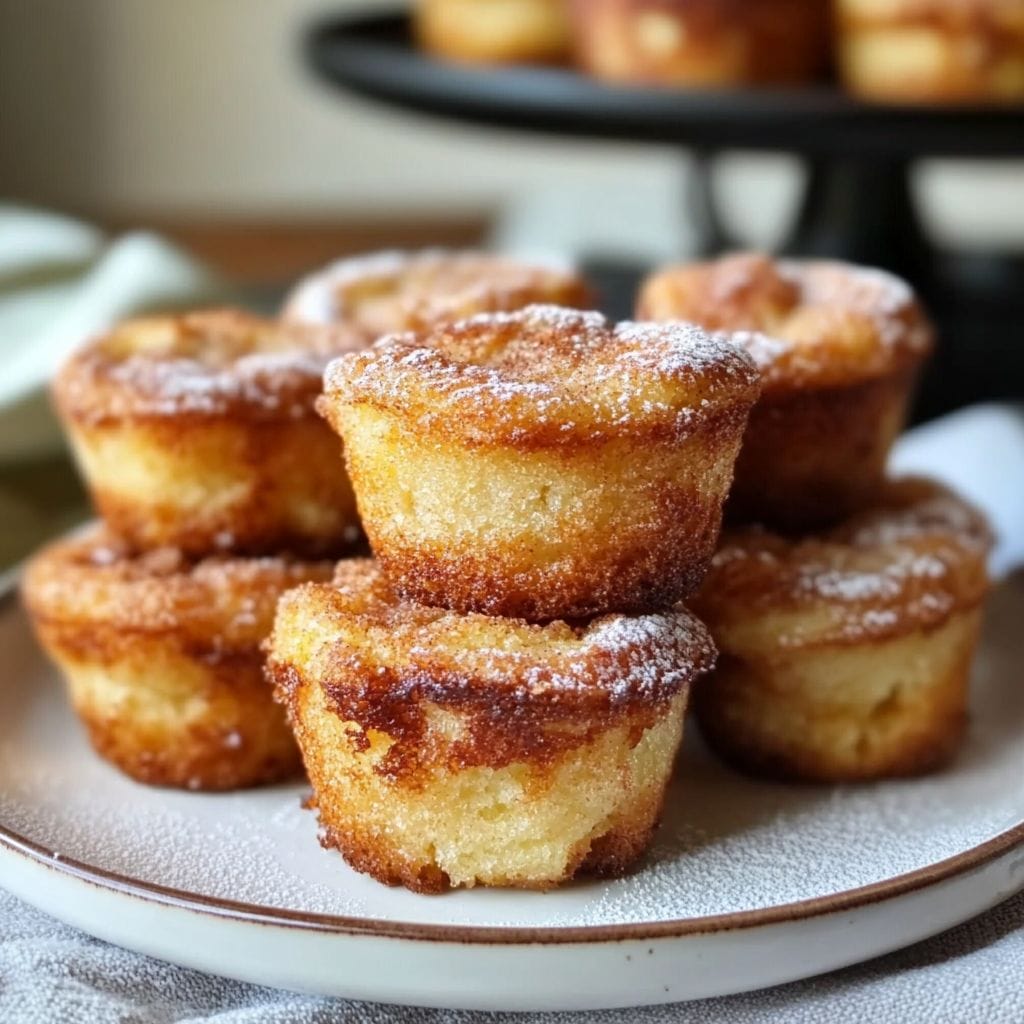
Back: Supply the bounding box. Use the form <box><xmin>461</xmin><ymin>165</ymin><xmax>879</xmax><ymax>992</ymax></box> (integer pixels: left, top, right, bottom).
<box><xmin>0</xmin><ymin>205</ymin><xmax>225</xmax><ymax>463</ymax></box>
<box><xmin>889</xmin><ymin>403</ymin><xmax>1024</xmax><ymax>579</ymax></box>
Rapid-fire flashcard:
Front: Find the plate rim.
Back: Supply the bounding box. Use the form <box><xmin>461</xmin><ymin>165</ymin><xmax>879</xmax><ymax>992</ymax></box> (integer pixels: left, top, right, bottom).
<box><xmin>2</xmin><ymin>816</ymin><xmax>1023</xmax><ymax>945</ymax></box>
<box><xmin>3</xmin><ymin>577</ymin><xmax>1023</xmax><ymax>947</ymax></box>
<box><xmin>6</xmin><ymin>585</ymin><xmax>1024</xmax><ymax>942</ymax></box>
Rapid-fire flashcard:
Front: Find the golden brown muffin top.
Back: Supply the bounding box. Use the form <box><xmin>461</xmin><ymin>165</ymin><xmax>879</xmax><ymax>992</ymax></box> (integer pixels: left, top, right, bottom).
<box><xmin>637</xmin><ymin>253</ymin><xmax>933</xmax><ymax>394</ymax></box>
<box><xmin>270</xmin><ymin>557</ymin><xmax>716</xmax><ymax>714</ymax></box>
<box><xmin>22</xmin><ymin>523</ymin><xmax>335</xmax><ymax>648</ymax></box>
<box><xmin>53</xmin><ymin>308</ymin><xmax>364</xmax><ymax>425</ymax></box>
<box><xmin>571</xmin><ymin>0</ymin><xmax>814</xmax><ymax>30</ymax></box>
<box><xmin>321</xmin><ymin>304</ymin><xmax>760</xmax><ymax>448</ymax></box>
<box><xmin>281</xmin><ymin>249</ymin><xmax>593</xmax><ymax>338</ymax></box>
<box><xmin>836</xmin><ymin>0</ymin><xmax>1024</xmax><ymax>32</ymax></box>
<box><xmin>692</xmin><ymin>477</ymin><xmax>992</xmax><ymax>650</ymax></box>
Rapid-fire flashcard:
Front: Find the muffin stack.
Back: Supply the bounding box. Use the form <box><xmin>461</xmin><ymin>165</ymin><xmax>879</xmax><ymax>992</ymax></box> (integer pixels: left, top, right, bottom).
<box><xmin>22</xmin><ymin>310</ymin><xmax>364</xmax><ymax>790</ymax></box>
<box><xmin>23</xmin><ymin>246</ymin><xmax>996</xmax><ymax>895</ymax></box>
<box><xmin>638</xmin><ymin>253</ymin><xmax>993</xmax><ymax>783</ymax></box>
<box><xmin>266</xmin><ymin>302</ymin><xmax>762</xmax><ymax>891</ymax></box>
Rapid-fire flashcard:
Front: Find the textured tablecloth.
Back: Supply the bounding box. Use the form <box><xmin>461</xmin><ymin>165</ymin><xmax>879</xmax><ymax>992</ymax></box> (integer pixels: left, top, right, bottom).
<box><xmin>0</xmin><ymin>884</ymin><xmax>1021</xmax><ymax>1023</ymax></box>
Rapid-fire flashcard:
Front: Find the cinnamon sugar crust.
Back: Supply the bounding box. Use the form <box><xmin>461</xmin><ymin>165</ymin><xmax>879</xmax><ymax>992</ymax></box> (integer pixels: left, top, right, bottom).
<box><xmin>637</xmin><ymin>253</ymin><xmax>933</xmax><ymax>393</ymax></box>
<box><xmin>323</xmin><ymin>305</ymin><xmax>759</xmax><ymax>448</ymax></box>
<box><xmin>569</xmin><ymin>0</ymin><xmax>829</xmax><ymax>87</ymax></box>
<box><xmin>638</xmin><ymin>253</ymin><xmax>932</xmax><ymax>530</ymax></box>
<box><xmin>270</xmin><ymin>559</ymin><xmax>716</xmax><ymax>769</ymax></box>
<box><xmin>22</xmin><ymin>525</ymin><xmax>335</xmax><ymax>790</ymax></box>
<box><xmin>55</xmin><ymin>308</ymin><xmax>363</xmax><ymax>425</ymax></box>
<box><xmin>689</xmin><ymin>478</ymin><xmax>992</xmax><ymax>783</ymax></box>
<box><xmin>320</xmin><ymin>305</ymin><xmax>759</xmax><ymax>618</ymax></box>
<box><xmin>727</xmin><ymin>369</ymin><xmax>916</xmax><ymax>531</ymax></box>
<box><xmin>23</xmin><ymin>525</ymin><xmax>338</xmax><ymax>645</ymax></box>
<box><xmin>692</xmin><ymin>477</ymin><xmax>992</xmax><ymax>651</ymax></box>
<box><xmin>53</xmin><ymin>309</ymin><xmax>365</xmax><ymax>556</ymax></box>
<box><xmin>267</xmin><ymin>559</ymin><xmax>714</xmax><ymax>890</ymax></box>
<box><xmin>283</xmin><ymin>250</ymin><xmax>592</xmax><ymax>338</ymax></box>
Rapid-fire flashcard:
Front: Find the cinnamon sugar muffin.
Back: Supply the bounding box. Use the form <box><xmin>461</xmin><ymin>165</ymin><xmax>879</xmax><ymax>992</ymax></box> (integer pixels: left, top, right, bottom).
<box><xmin>836</xmin><ymin>0</ymin><xmax>1024</xmax><ymax>104</ymax></box>
<box><xmin>690</xmin><ymin>478</ymin><xmax>992</xmax><ymax>783</ymax></box>
<box><xmin>570</xmin><ymin>0</ymin><xmax>829</xmax><ymax>87</ymax></box>
<box><xmin>638</xmin><ymin>253</ymin><xmax>933</xmax><ymax>531</ymax></box>
<box><xmin>319</xmin><ymin>305</ymin><xmax>760</xmax><ymax>620</ymax></box>
<box><xmin>53</xmin><ymin>309</ymin><xmax>363</xmax><ymax>557</ymax></box>
<box><xmin>23</xmin><ymin>525</ymin><xmax>336</xmax><ymax>790</ymax></box>
<box><xmin>282</xmin><ymin>249</ymin><xmax>591</xmax><ymax>338</ymax></box>
<box><xmin>416</xmin><ymin>0</ymin><xmax>571</xmax><ymax>65</ymax></box>
<box><xmin>267</xmin><ymin>559</ymin><xmax>716</xmax><ymax>892</ymax></box>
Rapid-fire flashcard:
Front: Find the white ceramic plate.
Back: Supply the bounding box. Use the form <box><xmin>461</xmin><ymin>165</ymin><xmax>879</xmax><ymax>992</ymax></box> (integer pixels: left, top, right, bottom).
<box><xmin>1</xmin><ymin>575</ymin><xmax>1023</xmax><ymax>1011</ymax></box>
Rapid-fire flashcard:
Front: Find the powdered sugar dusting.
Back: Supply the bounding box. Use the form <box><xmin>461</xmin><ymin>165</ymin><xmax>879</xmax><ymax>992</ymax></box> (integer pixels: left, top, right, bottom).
<box><xmin>641</xmin><ymin>255</ymin><xmax>932</xmax><ymax>390</ymax></box>
<box><xmin>324</xmin><ymin>304</ymin><xmax>759</xmax><ymax>444</ymax></box>
<box><xmin>779</xmin><ymin>258</ymin><xmax>933</xmax><ymax>354</ymax></box>
<box><xmin>283</xmin><ymin>249</ymin><xmax>420</xmax><ymax>325</ymax></box>
<box><xmin>282</xmin><ymin>249</ymin><xmax>586</xmax><ymax>331</ymax></box>
<box><xmin>703</xmin><ymin>479</ymin><xmax>992</xmax><ymax>646</ymax></box>
<box><xmin>436</xmin><ymin>606</ymin><xmax>717</xmax><ymax>704</ymax></box>
<box><xmin>99</xmin><ymin>349</ymin><xmax>330</xmax><ymax>419</ymax></box>
<box><xmin>58</xmin><ymin>310</ymin><xmax>361</xmax><ymax>424</ymax></box>
<box><xmin>26</xmin><ymin>524</ymin><xmax>336</xmax><ymax>642</ymax></box>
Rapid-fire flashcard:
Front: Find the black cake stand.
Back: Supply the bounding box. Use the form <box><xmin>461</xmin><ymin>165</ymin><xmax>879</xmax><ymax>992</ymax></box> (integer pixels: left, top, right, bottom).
<box><xmin>306</xmin><ymin>11</ymin><xmax>1024</xmax><ymax>418</ymax></box>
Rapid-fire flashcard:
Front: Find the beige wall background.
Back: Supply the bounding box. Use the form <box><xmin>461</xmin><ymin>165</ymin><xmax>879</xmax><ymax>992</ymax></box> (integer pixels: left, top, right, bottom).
<box><xmin>2</xmin><ymin>0</ymin><xmax>1022</xmax><ymax>256</ymax></box>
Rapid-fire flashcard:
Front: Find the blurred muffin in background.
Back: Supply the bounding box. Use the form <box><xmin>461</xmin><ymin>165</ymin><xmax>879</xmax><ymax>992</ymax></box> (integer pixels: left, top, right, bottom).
<box><xmin>282</xmin><ymin>249</ymin><xmax>591</xmax><ymax>338</ymax></box>
<box><xmin>569</xmin><ymin>0</ymin><xmax>829</xmax><ymax>87</ymax></box>
<box><xmin>836</xmin><ymin>0</ymin><xmax>1024</xmax><ymax>103</ymax></box>
<box><xmin>416</xmin><ymin>0</ymin><xmax>571</xmax><ymax>65</ymax></box>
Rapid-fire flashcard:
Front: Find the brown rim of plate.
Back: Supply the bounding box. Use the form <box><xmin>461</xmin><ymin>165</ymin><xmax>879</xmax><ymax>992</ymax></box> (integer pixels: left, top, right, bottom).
<box><xmin>2</xmin><ymin>574</ymin><xmax>1023</xmax><ymax>946</ymax></box>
